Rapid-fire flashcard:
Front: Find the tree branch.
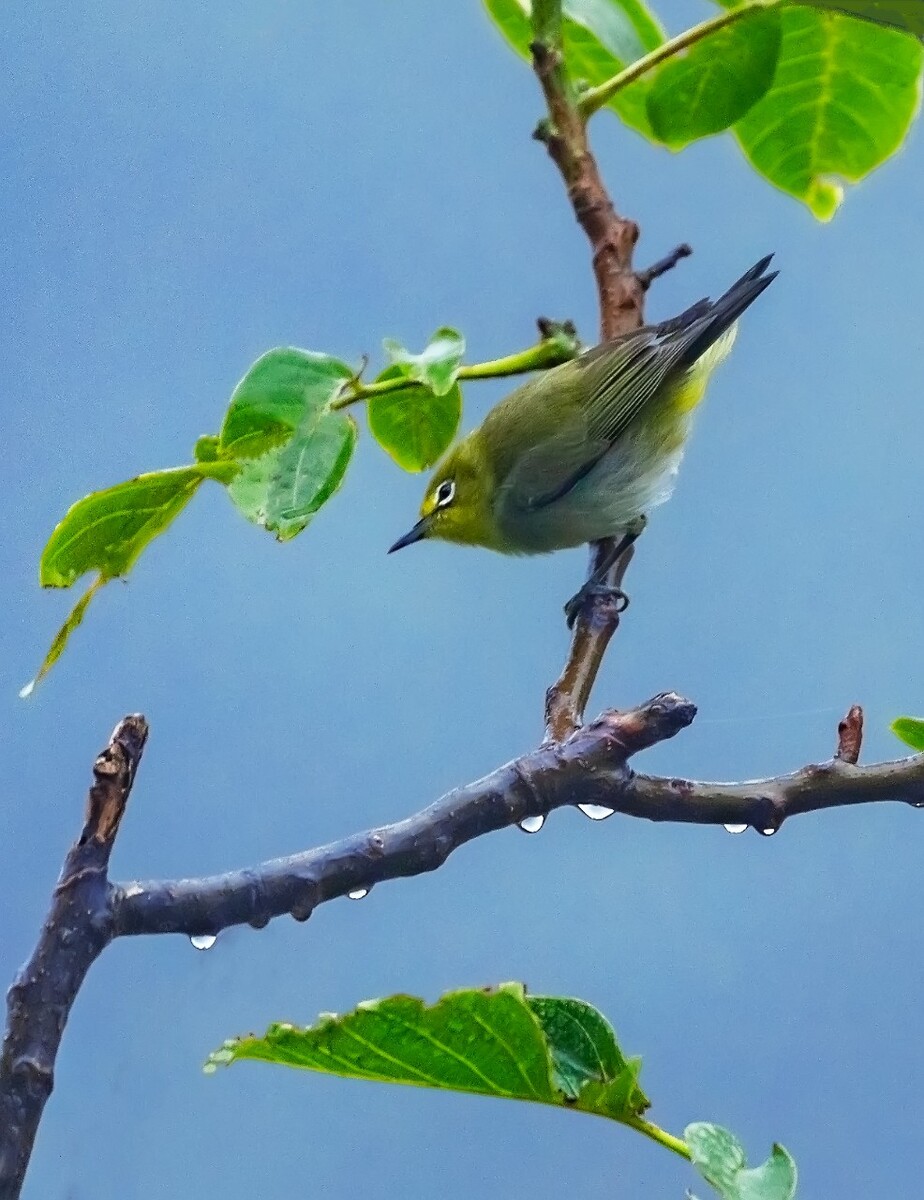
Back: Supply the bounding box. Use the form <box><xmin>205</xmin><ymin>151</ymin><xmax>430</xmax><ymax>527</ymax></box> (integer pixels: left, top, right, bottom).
<box><xmin>0</xmin><ymin>716</ymin><xmax>148</xmax><ymax>1200</ymax></box>
<box><xmin>112</xmin><ymin>704</ymin><xmax>924</xmax><ymax>938</ymax></box>
<box><xmin>529</xmin><ymin>1</ymin><xmax>688</xmax><ymax>738</ymax></box>
<box><xmin>5</xmin><ymin>693</ymin><xmax>924</xmax><ymax>1197</ymax></box>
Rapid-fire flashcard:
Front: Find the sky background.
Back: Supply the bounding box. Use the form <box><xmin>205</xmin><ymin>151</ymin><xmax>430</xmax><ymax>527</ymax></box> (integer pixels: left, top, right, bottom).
<box><xmin>2</xmin><ymin>1</ymin><xmax>923</xmax><ymax>1197</ymax></box>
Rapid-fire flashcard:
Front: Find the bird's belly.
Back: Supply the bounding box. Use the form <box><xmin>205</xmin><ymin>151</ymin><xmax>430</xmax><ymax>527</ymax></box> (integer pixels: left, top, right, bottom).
<box><xmin>495</xmin><ymin>428</ymin><xmax>687</xmax><ymax>554</ymax></box>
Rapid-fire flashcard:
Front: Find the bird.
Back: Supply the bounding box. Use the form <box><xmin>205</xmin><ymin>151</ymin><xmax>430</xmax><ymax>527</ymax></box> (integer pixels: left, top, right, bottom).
<box><xmin>388</xmin><ymin>255</ymin><xmax>777</xmax><ymax>625</ymax></box>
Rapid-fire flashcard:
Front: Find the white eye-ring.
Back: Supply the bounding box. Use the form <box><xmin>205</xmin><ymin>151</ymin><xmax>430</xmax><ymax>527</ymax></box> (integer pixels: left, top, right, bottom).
<box><xmin>435</xmin><ymin>479</ymin><xmax>455</xmax><ymax>508</ymax></box>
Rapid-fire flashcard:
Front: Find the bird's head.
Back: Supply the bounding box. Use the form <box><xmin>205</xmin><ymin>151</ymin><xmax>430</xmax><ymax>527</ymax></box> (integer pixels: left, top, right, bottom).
<box><xmin>388</xmin><ymin>434</ymin><xmax>497</xmax><ymax>553</ymax></box>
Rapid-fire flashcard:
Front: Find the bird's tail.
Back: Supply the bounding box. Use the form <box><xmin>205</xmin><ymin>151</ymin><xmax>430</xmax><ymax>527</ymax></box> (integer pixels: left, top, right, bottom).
<box><xmin>666</xmin><ymin>254</ymin><xmax>777</xmax><ymax>370</ymax></box>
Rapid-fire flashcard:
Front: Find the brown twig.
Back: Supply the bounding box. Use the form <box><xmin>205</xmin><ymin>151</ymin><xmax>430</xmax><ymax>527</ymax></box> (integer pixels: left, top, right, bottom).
<box><xmin>545</xmin><ymin>544</ymin><xmax>634</xmax><ymax>741</ymax></box>
<box><xmin>0</xmin><ymin>717</ymin><xmax>148</xmax><ymax>1200</ymax></box>
<box><xmin>638</xmin><ymin>243</ymin><xmax>694</xmax><ymax>290</ymax></box>
<box><xmin>529</xmin><ymin>3</ymin><xmax>650</xmax><ymax>739</ymax></box>
<box><xmin>836</xmin><ymin>704</ymin><xmax>864</xmax><ymax>764</ymax></box>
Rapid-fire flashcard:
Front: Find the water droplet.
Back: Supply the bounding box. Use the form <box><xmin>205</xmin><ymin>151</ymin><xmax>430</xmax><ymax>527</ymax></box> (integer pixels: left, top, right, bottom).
<box><xmin>190</xmin><ymin>933</ymin><xmax>217</xmax><ymax>951</ymax></box>
<box><xmin>518</xmin><ymin>814</ymin><xmax>545</xmax><ymax>834</ymax></box>
<box><xmin>912</xmin><ymin>802</ymin><xmax>924</xmax><ymax>809</ymax></box>
<box><xmin>723</xmin><ymin>823</ymin><xmax>748</xmax><ymax>835</ymax></box>
<box><xmin>759</xmin><ymin>827</ymin><xmax>777</xmax><ymax>837</ymax></box>
<box><xmin>18</xmin><ymin>679</ymin><xmax>35</xmax><ymax>700</ymax></box>
<box><xmin>348</xmin><ymin>888</ymin><xmax>369</xmax><ymax>900</ymax></box>
<box><xmin>577</xmin><ymin>803</ymin><xmax>615</xmax><ymax>821</ymax></box>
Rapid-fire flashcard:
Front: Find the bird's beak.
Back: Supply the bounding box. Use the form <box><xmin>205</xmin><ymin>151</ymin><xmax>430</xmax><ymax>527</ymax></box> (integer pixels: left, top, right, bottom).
<box><xmin>388</xmin><ymin>516</ymin><xmax>431</xmax><ymax>554</ymax></box>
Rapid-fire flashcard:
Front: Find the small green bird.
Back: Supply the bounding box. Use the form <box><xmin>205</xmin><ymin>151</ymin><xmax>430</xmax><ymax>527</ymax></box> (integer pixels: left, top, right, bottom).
<box><xmin>389</xmin><ymin>256</ymin><xmax>776</xmax><ymax>623</ymax></box>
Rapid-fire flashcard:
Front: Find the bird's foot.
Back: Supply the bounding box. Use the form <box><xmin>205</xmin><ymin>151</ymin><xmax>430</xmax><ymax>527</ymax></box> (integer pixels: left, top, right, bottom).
<box><xmin>563</xmin><ymin>583</ymin><xmax>630</xmax><ymax>630</ymax></box>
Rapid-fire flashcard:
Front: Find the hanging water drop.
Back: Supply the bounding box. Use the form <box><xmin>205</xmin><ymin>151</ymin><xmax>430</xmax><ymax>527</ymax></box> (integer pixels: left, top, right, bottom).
<box><xmin>518</xmin><ymin>814</ymin><xmax>545</xmax><ymax>834</ymax></box>
<box><xmin>348</xmin><ymin>887</ymin><xmax>369</xmax><ymax>900</ymax></box>
<box><xmin>912</xmin><ymin>801</ymin><xmax>924</xmax><ymax>809</ymax></box>
<box><xmin>577</xmin><ymin>803</ymin><xmax>615</xmax><ymax>821</ymax></box>
<box><xmin>759</xmin><ymin>826</ymin><xmax>777</xmax><ymax>837</ymax></box>
<box><xmin>723</xmin><ymin>823</ymin><xmax>748</xmax><ymax>835</ymax></box>
<box><xmin>190</xmin><ymin>933</ymin><xmax>217</xmax><ymax>951</ymax></box>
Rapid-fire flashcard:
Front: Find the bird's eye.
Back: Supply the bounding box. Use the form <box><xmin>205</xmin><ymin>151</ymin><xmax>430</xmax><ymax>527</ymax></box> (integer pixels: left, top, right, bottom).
<box><xmin>435</xmin><ymin>480</ymin><xmax>455</xmax><ymax>508</ymax></box>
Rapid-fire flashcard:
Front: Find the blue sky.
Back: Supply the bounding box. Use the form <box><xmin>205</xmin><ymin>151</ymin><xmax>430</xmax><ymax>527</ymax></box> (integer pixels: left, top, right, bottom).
<box><xmin>2</xmin><ymin>2</ymin><xmax>923</xmax><ymax>1197</ymax></box>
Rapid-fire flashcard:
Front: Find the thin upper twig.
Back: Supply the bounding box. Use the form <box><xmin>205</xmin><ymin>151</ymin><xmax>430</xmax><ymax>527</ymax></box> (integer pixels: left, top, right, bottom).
<box><xmin>529</xmin><ymin>2</ymin><xmax>683</xmax><ymax>740</ymax></box>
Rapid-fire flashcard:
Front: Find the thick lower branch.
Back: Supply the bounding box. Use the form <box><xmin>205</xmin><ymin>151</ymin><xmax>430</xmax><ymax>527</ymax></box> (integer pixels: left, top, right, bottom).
<box><xmin>113</xmin><ymin>704</ymin><xmax>924</xmax><ymax>940</ymax></box>
<box><xmin>113</xmin><ymin>694</ymin><xmax>695</xmax><ymax>937</ymax></box>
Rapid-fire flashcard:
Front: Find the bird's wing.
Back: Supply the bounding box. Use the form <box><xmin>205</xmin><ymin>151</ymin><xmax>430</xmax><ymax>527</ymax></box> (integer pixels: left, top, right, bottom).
<box><xmin>497</xmin><ymin>330</ymin><xmax>683</xmax><ymax>512</ymax></box>
<box><xmin>499</xmin><ymin>254</ymin><xmax>777</xmax><ymax>513</ymax></box>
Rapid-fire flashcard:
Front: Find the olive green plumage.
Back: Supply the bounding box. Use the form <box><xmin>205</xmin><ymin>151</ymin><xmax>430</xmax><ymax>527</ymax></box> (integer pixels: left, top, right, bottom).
<box><xmin>389</xmin><ymin>256</ymin><xmax>776</xmax><ymax>557</ymax></box>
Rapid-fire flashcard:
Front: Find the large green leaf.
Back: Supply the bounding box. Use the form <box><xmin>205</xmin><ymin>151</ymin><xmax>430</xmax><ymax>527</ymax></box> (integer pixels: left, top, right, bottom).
<box><xmin>382</xmin><ymin>327</ymin><xmax>465</xmax><ymax>398</ymax></box>
<box><xmin>219</xmin><ymin>348</ymin><xmax>354</xmax><ymax>459</ymax></box>
<box><xmin>647</xmin><ymin>7</ymin><xmax>783</xmax><ymax>147</ymax></box>
<box><xmin>800</xmin><ymin>0</ymin><xmax>924</xmax><ymax>36</ymax></box>
<box><xmin>686</xmin><ymin>1123</ymin><xmax>798</xmax><ymax>1200</ymax></box>
<box><xmin>207</xmin><ymin>984</ymin><xmax>648</xmax><ymax>1123</ymax></box>
<box><xmin>24</xmin><ymin>462</ymin><xmax>235</xmax><ymax>695</ymax></box>
<box><xmin>227</xmin><ymin>408</ymin><xmax>357</xmax><ymax>541</ymax></box>
<box><xmin>891</xmin><ymin>716</ymin><xmax>924</xmax><ymax>752</ymax></box>
<box><xmin>367</xmin><ymin>366</ymin><xmax>462</xmax><ymax>473</ymax></box>
<box><xmin>734</xmin><ymin>5</ymin><xmax>923</xmax><ymax>218</ymax></box>
<box><xmin>483</xmin><ymin>0</ymin><xmax>665</xmax><ymax>136</ymax></box>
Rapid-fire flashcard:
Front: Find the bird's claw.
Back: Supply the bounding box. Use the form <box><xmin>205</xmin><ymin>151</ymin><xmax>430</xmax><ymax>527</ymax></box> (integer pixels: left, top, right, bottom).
<box><xmin>563</xmin><ymin>584</ymin><xmax>630</xmax><ymax>630</ymax></box>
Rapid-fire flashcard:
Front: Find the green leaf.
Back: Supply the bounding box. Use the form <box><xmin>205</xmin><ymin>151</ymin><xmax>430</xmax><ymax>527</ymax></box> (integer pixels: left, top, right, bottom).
<box><xmin>227</xmin><ymin>408</ymin><xmax>357</xmax><ymax>541</ymax></box>
<box><xmin>219</xmin><ymin>348</ymin><xmax>354</xmax><ymax>459</ymax></box>
<box><xmin>382</xmin><ymin>328</ymin><xmax>465</xmax><ymax>398</ymax></box>
<box><xmin>526</xmin><ymin>994</ymin><xmax>635</xmax><ymax>1097</ymax></box>
<box><xmin>367</xmin><ymin>366</ymin><xmax>462</xmax><ymax>473</ymax></box>
<box><xmin>40</xmin><ymin>464</ymin><xmax>233</xmax><ymax>588</ymax></box>
<box><xmin>207</xmin><ymin>984</ymin><xmax>648</xmax><ymax>1122</ymax></box>
<box><xmin>798</xmin><ymin>0</ymin><xmax>924</xmax><ymax>36</ymax></box>
<box><xmin>26</xmin><ymin>462</ymin><xmax>235</xmax><ymax>695</ymax></box>
<box><xmin>483</xmin><ymin>0</ymin><xmax>666</xmax><ymax>136</ymax></box>
<box><xmin>194</xmin><ymin>434</ymin><xmax>222</xmax><ymax>463</ymax></box>
<box><xmin>20</xmin><ymin>575</ymin><xmax>107</xmax><ymax>698</ymax></box>
<box><xmin>734</xmin><ymin>6</ymin><xmax>923</xmax><ymax>219</ymax></box>
<box><xmin>208</xmin><ymin>984</ymin><xmax>558</xmax><ymax>1100</ymax></box>
<box><xmin>686</xmin><ymin>1123</ymin><xmax>797</xmax><ymax>1200</ymax></box>
<box><xmin>647</xmin><ymin>8</ymin><xmax>783</xmax><ymax>147</ymax></box>
<box><xmin>891</xmin><ymin>716</ymin><xmax>924</xmax><ymax>752</ymax></box>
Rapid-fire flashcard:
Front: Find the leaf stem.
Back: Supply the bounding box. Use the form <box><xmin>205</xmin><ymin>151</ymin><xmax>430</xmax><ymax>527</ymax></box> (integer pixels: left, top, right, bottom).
<box><xmin>331</xmin><ymin>337</ymin><xmax>581</xmax><ymax>409</ymax></box>
<box><xmin>578</xmin><ymin>0</ymin><xmax>779</xmax><ymax>120</ymax></box>
<box><xmin>625</xmin><ymin>1115</ymin><xmax>692</xmax><ymax>1161</ymax></box>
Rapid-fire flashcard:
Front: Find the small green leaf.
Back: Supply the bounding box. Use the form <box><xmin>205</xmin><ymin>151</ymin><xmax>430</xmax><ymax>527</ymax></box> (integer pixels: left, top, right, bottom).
<box><xmin>219</xmin><ymin>348</ymin><xmax>354</xmax><ymax>459</ymax></box>
<box><xmin>227</xmin><ymin>409</ymin><xmax>357</xmax><ymax>541</ymax></box>
<box><xmin>194</xmin><ymin>434</ymin><xmax>222</xmax><ymax>463</ymax></box>
<box><xmin>733</xmin><ymin>6</ymin><xmax>923</xmax><ymax>219</ymax></box>
<box><xmin>686</xmin><ymin>1123</ymin><xmax>797</xmax><ymax>1200</ymax></box>
<box><xmin>382</xmin><ymin>328</ymin><xmax>465</xmax><ymax>397</ymax></box>
<box><xmin>208</xmin><ymin>984</ymin><xmax>650</xmax><ymax>1123</ymax></box>
<box><xmin>647</xmin><ymin>8</ymin><xmax>783</xmax><ymax>147</ymax></box>
<box><xmin>40</xmin><ymin>465</ymin><xmax>231</xmax><ymax>588</ymax></box>
<box><xmin>367</xmin><ymin>366</ymin><xmax>462</xmax><ymax>473</ymax></box>
<box><xmin>483</xmin><ymin>0</ymin><xmax>666</xmax><ymax>137</ymax></box>
<box><xmin>28</xmin><ymin>462</ymin><xmax>235</xmax><ymax>693</ymax></box>
<box><xmin>526</xmin><ymin>995</ymin><xmax>632</xmax><ymax>1097</ymax></box>
<box><xmin>891</xmin><ymin>716</ymin><xmax>924</xmax><ymax>752</ymax></box>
